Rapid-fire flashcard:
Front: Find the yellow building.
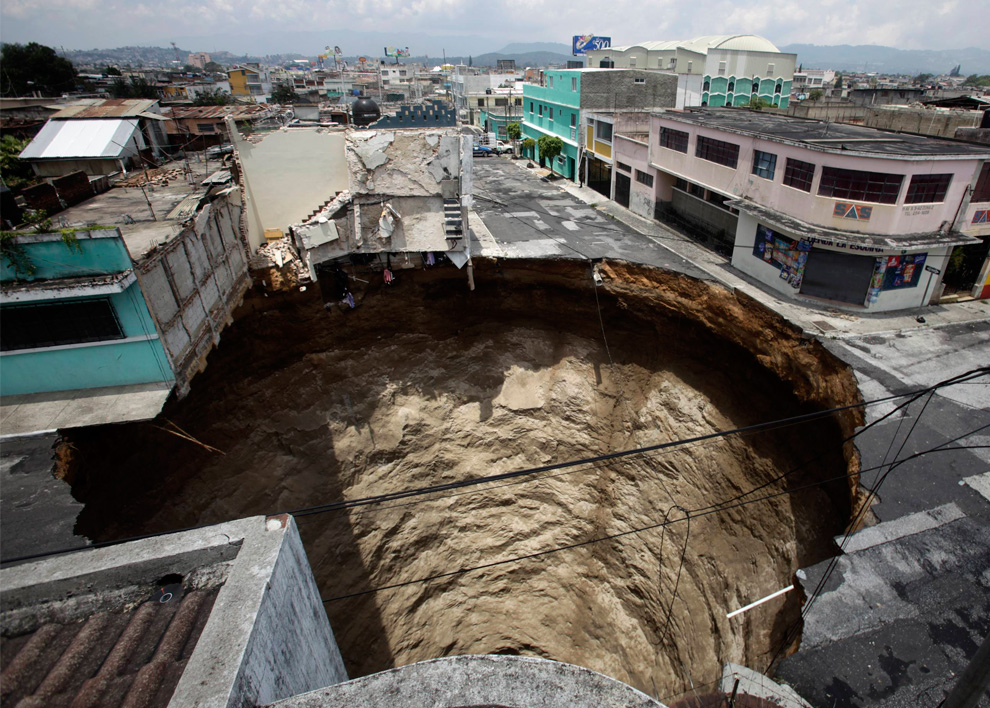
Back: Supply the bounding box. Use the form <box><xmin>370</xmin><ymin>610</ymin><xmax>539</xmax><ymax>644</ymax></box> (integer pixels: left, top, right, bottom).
<box><xmin>227</xmin><ymin>65</ymin><xmax>270</xmax><ymax>100</ymax></box>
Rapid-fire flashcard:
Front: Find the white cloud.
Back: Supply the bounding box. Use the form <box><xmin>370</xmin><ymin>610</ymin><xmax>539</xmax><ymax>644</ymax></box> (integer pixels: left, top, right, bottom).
<box><xmin>1</xmin><ymin>0</ymin><xmax>986</xmax><ymax>54</ymax></box>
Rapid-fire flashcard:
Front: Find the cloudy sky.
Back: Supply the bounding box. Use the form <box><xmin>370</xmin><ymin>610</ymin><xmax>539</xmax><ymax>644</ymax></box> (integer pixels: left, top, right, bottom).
<box><xmin>0</xmin><ymin>0</ymin><xmax>984</xmax><ymax>55</ymax></box>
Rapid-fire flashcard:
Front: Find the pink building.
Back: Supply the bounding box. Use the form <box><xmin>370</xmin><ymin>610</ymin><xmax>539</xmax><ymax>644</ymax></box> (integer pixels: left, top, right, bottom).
<box><xmin>612</xmin><ymin>109</ymin><xmax>990</xmax><ymax>311</ymax></box>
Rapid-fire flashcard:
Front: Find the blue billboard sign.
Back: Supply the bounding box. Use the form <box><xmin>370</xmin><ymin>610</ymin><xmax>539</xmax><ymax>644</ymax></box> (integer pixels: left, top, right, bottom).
<box><xmin>572</xmin><ymin>35</ymin><xmax>611</xmax><ymax>56</ymax></box>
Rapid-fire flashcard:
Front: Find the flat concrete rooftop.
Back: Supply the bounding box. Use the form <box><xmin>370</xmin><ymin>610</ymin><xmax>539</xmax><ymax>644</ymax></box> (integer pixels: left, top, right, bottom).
<box><xmin>54</xmin><ymin>153</ymin><xmax>221</xmax><ymax>261</ymax></box>
<box><xmin>660</xmin><ymin>108</ymin><xmax>990</xmax><ymax>158</ymax></box>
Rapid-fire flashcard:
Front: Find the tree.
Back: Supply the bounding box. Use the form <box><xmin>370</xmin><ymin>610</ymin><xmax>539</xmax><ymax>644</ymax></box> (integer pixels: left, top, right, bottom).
<box><xmin>963</xmin><ymin>74</ymin><xmax>990</xmax><ymax>88</ymax></box>
<box><xmin>204</xmin><ymin>61</ymin><xmax>224</xmax><ymax>73</ymax></box>
<box><xmin>105</xmin><ymin>66</ymin><xmax>122</xmax><ymax>76</ymax></box>
<box><xmin>748</xmin><ymin>96</ymin><xmax>770</xmax><ymax>110</ymax></box>
<box><xmin>0</xmin><ymin>135</ymin><xmax>34</xmax><ymax>189</ymax></box>
<box><xmin>833</xmin><ymin>72</ymin><xmax>843</xmax><ymax>88</ymax></box>
<box><xmin>109</xmin><ymin>76</ymin><xmax>160</xmax><ymax>99</ymax></box>
<box><xmin>0</xmin><ymin>42</ymin><xmax>78</xmax><ymax>97</ymax></box>
<box><xmin>914</xmin><ymin>73</ymin><xmax>933</xmax><ymax>86</ymax></box>
<box><xmin>536</xmin><ymin>134</ymin><xmax>563</xmax><ymax>169</ymax></box>
<box><xmin>182</xmin><ymin>64</ymin><xmax>198</xmax><ymax>73</ymax></box>
<box><xmin>193</xmin><ymin>89</ymin><xmax>234</xmax><ymax>106</ymax></box>
<box><xmin>270</xmin><ymin>82</ymin><xmax>299</xmax><ymax>104</ymax></box>
<box><xmin>808</xmin><ymin>89</ymin><xmax>824</xmax><ymax>101</ymax></box>
<box><xmin>506</xmin><ymin>122</ymin><xmax>522</xmax><ymax>140</ymax></box>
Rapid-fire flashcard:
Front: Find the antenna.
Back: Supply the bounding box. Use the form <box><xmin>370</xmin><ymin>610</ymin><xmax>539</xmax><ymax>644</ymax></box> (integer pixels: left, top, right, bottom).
<box><xmin>171</xmin><ymin>42</ymin><xmax>181</xmax><ymax>66</ymax></box>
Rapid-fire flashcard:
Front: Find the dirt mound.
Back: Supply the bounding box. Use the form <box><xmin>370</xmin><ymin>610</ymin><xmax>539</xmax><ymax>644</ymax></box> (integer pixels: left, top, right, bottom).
<box><xmin>63</xmin><ymin>258</ymin><xmax>862</xmax><ymax>698</ymax></box>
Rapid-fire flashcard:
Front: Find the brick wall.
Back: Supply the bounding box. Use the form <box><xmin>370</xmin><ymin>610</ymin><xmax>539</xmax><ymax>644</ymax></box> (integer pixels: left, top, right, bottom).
<box><xmin>20</xmin><ymin>183</ymin><xmax>62</xmax><ymax>214</ymax></box>
<box><xmin>51</xmin><ymin>171</ymin><xmax>94</xmax><ymax>208</ymax></box>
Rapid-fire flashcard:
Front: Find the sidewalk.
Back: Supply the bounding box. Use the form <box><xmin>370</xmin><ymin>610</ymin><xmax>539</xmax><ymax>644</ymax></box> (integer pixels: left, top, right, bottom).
<box><xmin>529</xmin><ymin>162</ymin><xmax>990</xmax><ymax>340</ymax></box>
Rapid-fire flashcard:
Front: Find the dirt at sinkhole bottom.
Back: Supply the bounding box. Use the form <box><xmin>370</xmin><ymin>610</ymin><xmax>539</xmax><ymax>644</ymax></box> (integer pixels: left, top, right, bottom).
<box><xmin>62</xmin><ymin>258</ymin><xmax>862</xmax><ymax>699</ymax></box>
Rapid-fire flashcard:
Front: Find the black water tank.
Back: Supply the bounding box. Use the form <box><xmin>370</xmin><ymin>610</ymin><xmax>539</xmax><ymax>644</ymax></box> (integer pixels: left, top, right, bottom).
<box><xmin>353</xmin><ymin>97</ymin><xmax>382</xmax><ymax>126</ymax></box>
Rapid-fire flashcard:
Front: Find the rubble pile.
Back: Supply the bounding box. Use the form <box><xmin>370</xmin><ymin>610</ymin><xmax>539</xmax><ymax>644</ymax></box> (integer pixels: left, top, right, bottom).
<box><xmin>251</xmin><ymin>237</ymin><xmax>310</xmax><ymax>288</ymax></box>
<box><xmin>115</xmin><ymin>166</ymin><xmax>187</xmax><ymax>188</ymax></box>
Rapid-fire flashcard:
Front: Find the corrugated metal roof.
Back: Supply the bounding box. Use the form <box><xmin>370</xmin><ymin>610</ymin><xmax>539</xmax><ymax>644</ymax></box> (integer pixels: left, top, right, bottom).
<box><xmin>19</xmin><ymin>119</ymin><xmax>139</xmax><ymax>160</ymax></box>
<box><xmin>52</xmin><ymin>99</ymin><xmax>158</xmax><ymax>119</ymax></box>
<box><xmin>163</xmin><ymin>106</ymin><xmax>271</xmax><ymax>120</ymax></box>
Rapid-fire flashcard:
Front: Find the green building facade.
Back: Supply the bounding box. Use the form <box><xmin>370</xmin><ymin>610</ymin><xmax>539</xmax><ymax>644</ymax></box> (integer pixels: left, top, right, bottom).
<box><xmin>522</xmin><ymin>71</ymin><xmax>582</xmax><ymax>180</ymax></box>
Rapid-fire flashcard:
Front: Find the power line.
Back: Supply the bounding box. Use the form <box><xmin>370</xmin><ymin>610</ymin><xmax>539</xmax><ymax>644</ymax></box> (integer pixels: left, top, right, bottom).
<box><xmin>318</xmin><ymin>436</ymin><xmax>990</xmax><ymax>605</ymax></box>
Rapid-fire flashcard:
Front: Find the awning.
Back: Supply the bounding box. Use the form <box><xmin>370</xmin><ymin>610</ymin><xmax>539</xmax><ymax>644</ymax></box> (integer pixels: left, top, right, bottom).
<box><xmin>727</xmin><ymin>199</ymin><xmax>980</xmax><ymax>250</ymax></box>
<box><xmin>0</xmin><ymin>270</ymin><xmax>137</xmax><ymax>304</ymax></box>
<box><xmin>19</xmin><ymin>119</ymin><xmax>139</xmax><ymax>160</ymax></box>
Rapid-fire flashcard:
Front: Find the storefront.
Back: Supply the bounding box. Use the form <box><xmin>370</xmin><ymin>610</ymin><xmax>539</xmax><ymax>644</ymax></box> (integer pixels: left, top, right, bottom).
<box><xmin>732</xmin><ymin>203</ymin><xmax>975</xmax><ymax>312</ymax></box>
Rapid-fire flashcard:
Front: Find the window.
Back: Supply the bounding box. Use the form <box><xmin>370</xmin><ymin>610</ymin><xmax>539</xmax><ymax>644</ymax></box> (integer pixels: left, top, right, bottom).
<box><xmin>774</xmin><ymin>84</ymin><xmax>782</xmax><ymax>94</ymax></box>
<box><xmin>703</xmin><ymin>80</ymin><xmax>710</xmax><ymax>92</ymax></box>
<box><xmin>718</xmin><ymin>61</ymin><xmax>726</xmax><ymax>76</ymax></box>
<box><xmin>595</xmin><ymin>121</ymin><xmax>613</xmax><ymax>142</ymax></box>
<box><xmin>695</xmin><ymin>136</ymin><xmax>739</xmax><ymax>168</ymax></box>
<box><xmin>477</xmin><ymin>98</ymin><xmax>485</xmax><ymax>107</ymax></box>
<box><xmin>529</xmin><ymin>101</ymin><xmax>534</xmax><ymax>113</ymax></box>
<box><xmin>675</xmin><ymin>177</ymin><xmax>688</xmax><ymax>190</ymax></box>
<box><xmin>515</xmin><ymin>98</ymin><xmax>522</xmax><ymax>106</ymax></box>
<box><xmin>548</xmin><ymin>76</ymin><xmax>554</xmax><ymax>89</ymax></box>
<box><xmin>783</xmin><ymin>158</ymin><xmax>816</xmax><ymax>192</ymax></box>
<box><xmin>616</xmin><ymin>162</ymin><xmax>631</xmax><ymax>172</ymax></box>
<box><xmin>570</xmin><ymin>114</ymin><xmax>576</xmax><ymax>127</ymax></box>
<box><xmin>549</xmin><ymin>107</ymin><xmax>554</xmax><ymax>120</ymax></box>
<box><xmin>974</xmin><ymin>164</ymin><xmax>990</xmax><ymax>203</ymax></box>
<box><xmin>670</xmin><ymin>58</ymin><xmax>678</xmax><ymax>70</ymax></box>
<box><xmin>1</xmin><ymin>299</ymin><xmax>124</xmax><ymax>351</ymax></box>
<box><xmin>689</xmin><ymin>182</ymin><xmax>705</xmax><ymax>198</ymax></box>
<box><xmin>196</xmin><ymin>123</ymin><xmax>216</xmax><ymax>133</ymax></box>
<box><xmin>634</xmin><ymin>78</ymin><xmax>646</xmax><ymax>84</ymax></box>
<box><xmin>818</xmin><ymin>167</ymin><xmax>904</xmax><ymax>204</ymax></box>
<box><xmin>571</xmin><ymin>77</ymin><xmax>577</xmax><ymax>91</ymax></box>
<box><xmin>727</xmin><ymin>81</ymin><xmax>735</xmax><ymax>93</ymax></box>
<box><xmin>494</xmin><ymin>98</ymin><xmax>508</xmax><ymax>107</ymax></box>
<box><xmin>905</xmin><ymin>173</ymin><xmax>952</xmax><ymax>203</ymax></box>
<box><xmin>635</xmin><ymin>170</ymin><xmax>654</xmax><ymax>187</ymax></box>
<box><xmin>538</xmin><ymin>105</ymin><xmax>543</xmax><ymax>116</ymax></box>
<box><xmin>687</xmin><ymin>61</ymin><xmax>693</xmax><ymax>72</ymax></box>
<box><xmin>752</xmin><ymin>150</ymin><xmax>777</xmax><ymax>179</ymax></box>
<box><xmin>660</xmin><ymin>127</ymin><xmax>689</xmax><ymax>153</ymax></box>
<box><xmin>767</xmin><ymin>64</ymin><xmax>775</xmax><ymax>77</ymax></box>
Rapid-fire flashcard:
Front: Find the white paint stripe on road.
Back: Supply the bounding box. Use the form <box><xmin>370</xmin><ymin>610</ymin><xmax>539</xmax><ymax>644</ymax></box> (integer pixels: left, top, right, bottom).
<box><xmin>839</xmin><ymin>502</ymin><xmax>965</xmax><ymax>554</ymax></box>
<box><xmin>727</xmin><ymin>585</ymin><xmax>794</xmax><ymax>619</ymax></box>
<box><xmin>562</xmin><ymin>221</ymin><xmax>580</xmax><ymax>231</ymax></box>
<box><xmin>506</xmin><ymin>211</ymin><xmax>539</xmax><ymax>218</ymax></box>
<box><xmin>533</xmin><ymin>220</ymin><xmax>551</xmax><ymax>231</ymax></box>
<box><xmin>962</xmin><ymin>471</ymin><xmax>990</xmax><ymax>503</ymax></box>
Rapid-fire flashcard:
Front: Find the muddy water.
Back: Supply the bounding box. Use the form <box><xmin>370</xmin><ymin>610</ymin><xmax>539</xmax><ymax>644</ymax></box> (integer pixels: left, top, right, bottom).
<box><xmin>64</xmin><ymin>259</ymin><xmax>861</xmax><ymax>697</ymax></box>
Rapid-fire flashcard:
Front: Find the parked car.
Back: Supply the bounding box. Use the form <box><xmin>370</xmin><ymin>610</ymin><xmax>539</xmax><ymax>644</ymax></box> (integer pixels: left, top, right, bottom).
<box><xmin>493</xmin><ymin>141</ymin><xmax>513</xmax><ymax>155</ymax></box>
<box><xmin>472</xmin><ymin>144</ymin><xmax>493</xmax><ymax>157</ymax></box>
<box><xmin>206</xmin><ymin>145</ymin><xmax>234</xmax><ymax>158</ymax></box>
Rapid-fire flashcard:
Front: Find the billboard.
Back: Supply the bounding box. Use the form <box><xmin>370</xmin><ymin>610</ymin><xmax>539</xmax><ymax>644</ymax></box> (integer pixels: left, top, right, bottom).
<box><xmin>573</xmin><ymin>35</ymin><xmax>611</xmax><ymax>56</ymax></box>
<box><xmin>384</xmin><ymin>46</ymin><xmax>411</xmax><ymax>57</ymax></box>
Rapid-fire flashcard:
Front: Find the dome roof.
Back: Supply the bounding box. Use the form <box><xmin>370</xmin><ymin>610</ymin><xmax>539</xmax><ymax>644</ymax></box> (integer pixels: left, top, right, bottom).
<box><xmin>712</xmin><ymin>35</ymin><xmax>781</xmax><ymax>52</ymax></box>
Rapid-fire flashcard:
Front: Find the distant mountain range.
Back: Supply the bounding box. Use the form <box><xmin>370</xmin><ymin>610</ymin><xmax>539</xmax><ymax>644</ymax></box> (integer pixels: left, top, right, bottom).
<box><xmin>62</xmin><ymin>40</ymin><xmax>990</xmax><ymax>76</ymax></box>
<box><xmin>780</xmin><ymin>44</ymin><xmax>990</xmax><ymax>75</ymax></box>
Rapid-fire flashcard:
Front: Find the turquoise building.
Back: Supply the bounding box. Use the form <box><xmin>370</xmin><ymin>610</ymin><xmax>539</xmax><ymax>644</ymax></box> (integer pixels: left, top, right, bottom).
<box><xmin>521</xmin><ymin>70</ymin><xmax>582</xmax><ymax>180</ymax></box>
<box><xmin>702</xmin><ymin>74</ymin><xmax>790</xmax><ymax>109</ymax></box>
<box><xmin>0</xmin><ymin>228</ymin><xmax>174</xmax><ymax>395</ymax></box>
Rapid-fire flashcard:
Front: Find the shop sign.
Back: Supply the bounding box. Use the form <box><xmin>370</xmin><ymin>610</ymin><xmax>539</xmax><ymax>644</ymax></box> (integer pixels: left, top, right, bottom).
<box><xmin>974</xmin><ymin>210</ymin><xmax>989</xmax><ymax>224</ymax></box>
<box><xmin>833</xmin><ymin>202</ymin><xmax>872</xmax><ymax>221</ymax></box>
<box><xmin>903</xmin><ymin>204</ymin><xmax>934</xmax><ymax>217</ymax></box>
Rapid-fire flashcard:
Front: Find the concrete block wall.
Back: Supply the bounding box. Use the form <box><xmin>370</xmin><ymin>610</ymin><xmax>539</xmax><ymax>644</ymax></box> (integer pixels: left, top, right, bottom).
<box><xmin>580</xmin><ymin>71</ymin><xmax>678</xmax><ymax>112</ymax></box>
<box><xmin>135</xmin><ymin>192</ymin><xmax>250</xmax><ymax>397</ymax></box>
<box><xmin>21</xmin><ymin>182</ymin><xmax>61</xmax><ymax>214</ymax></box>
<box><xmin>50</xmin><ymin>171</ymin><xmax>95</xmax><ymax>207</ymax></box>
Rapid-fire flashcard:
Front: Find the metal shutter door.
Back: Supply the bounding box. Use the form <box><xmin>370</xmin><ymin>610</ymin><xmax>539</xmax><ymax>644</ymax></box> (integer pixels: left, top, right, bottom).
<box><xmin>800</xmin><ymin>249</ymin><xmax>876</xmax><ymax>305</ymax></box>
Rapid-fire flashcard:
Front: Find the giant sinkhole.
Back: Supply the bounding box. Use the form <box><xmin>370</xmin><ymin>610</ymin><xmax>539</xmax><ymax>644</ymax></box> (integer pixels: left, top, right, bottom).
<box><xmin>62</xmin><ymin>257</ymin><xmax>864</xmax><ymax>697</ymax></box>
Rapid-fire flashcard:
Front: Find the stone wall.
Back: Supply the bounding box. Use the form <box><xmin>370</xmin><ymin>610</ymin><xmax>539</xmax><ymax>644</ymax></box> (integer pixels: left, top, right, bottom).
<box><xmin>135</xmin><ymin>191</ymin><xmax>250</xmax><ymax>396</ymax></box>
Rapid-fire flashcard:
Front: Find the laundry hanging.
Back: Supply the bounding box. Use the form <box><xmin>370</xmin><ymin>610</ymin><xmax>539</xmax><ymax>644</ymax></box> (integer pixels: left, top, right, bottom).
<box><xmin>424</xmin><ymin>251</ymin><xmax>436</xmax><ymax>267</ymax></box>
<box><xmin>384</xmin><ymin>254</ymin><xmax>394</xmax><ymax>285</ymax></box>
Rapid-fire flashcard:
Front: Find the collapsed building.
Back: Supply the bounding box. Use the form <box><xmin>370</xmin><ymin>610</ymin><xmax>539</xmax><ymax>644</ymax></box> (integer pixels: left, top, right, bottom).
<box><xmin>230</xmin><ymin>122</ymin><xmax>474</xmax><ymax>299</ymax></box>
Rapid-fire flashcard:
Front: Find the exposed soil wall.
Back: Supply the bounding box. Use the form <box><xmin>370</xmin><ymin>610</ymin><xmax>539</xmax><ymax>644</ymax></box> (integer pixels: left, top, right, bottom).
<box><xmin>62</xmin><ymin>258</ymin><xmax>863</xmax><ymax>698</ymax></box>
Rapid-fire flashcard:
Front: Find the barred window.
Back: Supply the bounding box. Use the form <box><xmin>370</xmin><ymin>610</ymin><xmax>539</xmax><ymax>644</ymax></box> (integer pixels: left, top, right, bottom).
<box><xmin>660</xmin><ymin>127</ymin><xmax>689</xmax><ymax>153</ymax></box>
<box><xmin>783</xmin><ymin>158</ymin><xmax>815</xmax><ymax>192</ymax></box>
<box><xmin>635</xmin><ymin>170</ymin><xmax>654</xmax><ymax>187</ymax></box>
<box><xmin>905</xmin><ymin>173</ymin><xmax>952</xmax><ymax>204</ymax></box>
<box><xmin>695</xmin><ymin>136</ymin><xmax>739</xmax><ymax>168</ymax></box>
<box><xmin>973</xmin><ymin>164</ymin><xmax>990</xmax><ymax>203</ymax></box>
<box><xmin>1</xmin><ymin>299</ymin><xmax>124</xmax><ymax>352</ymax></box>
<box><xmin>819</xmin><ymin>167</ymin><xmax>903</xmax><ymax>204</ymax></box>
<box><xmin>616</xmin><ymin>162</ymin><xmax>631</xmax><ymax>172</ymax></box>
<box><xmin>752</xmin><ymin>150</ymin><xmax>777</xmax><ymax>180</ymax></box>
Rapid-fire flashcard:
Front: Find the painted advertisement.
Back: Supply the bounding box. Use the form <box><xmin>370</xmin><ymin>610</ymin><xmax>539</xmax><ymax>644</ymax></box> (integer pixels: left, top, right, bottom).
<box><xmin>384</xmin><ymin>46</ymin><xmax>411</xmax><ymax>57</ymax></box>
<box><xmin>572</xmin><ymin>35</ymin><xmax>611</xmax><ymax>56</ymax></box>
<box><xmin>752</xmin><ymin>224</ymin><xmax>809</xmax><ymax>289</ymax></box>
<box><xmin>882</xmin><ymin>253</ymin><xmax>927</xmax><ymax>290</ymax></box>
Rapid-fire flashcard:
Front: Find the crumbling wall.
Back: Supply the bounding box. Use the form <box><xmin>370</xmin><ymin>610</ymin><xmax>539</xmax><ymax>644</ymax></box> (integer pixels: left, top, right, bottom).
<box><xmin>134</xmin><ymin>192</ymin><xmax>250</xmax><ymax>396</ymax></box>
